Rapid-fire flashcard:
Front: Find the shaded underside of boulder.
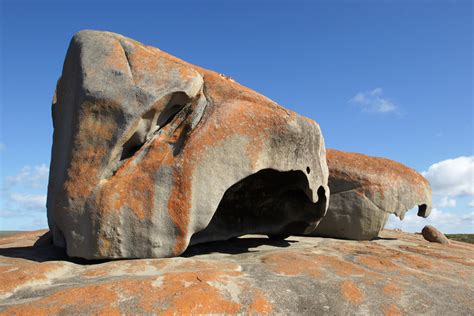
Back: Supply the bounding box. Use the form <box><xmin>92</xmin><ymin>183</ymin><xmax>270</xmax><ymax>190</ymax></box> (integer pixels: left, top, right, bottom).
<box><xmin>46</xmin><ymin>30</ymin><xmax>329</xmax><ymax>259</ymax></box>
<box><xmin>311</xmin><ymin>149</ymin><xmax>432</xmax><ymax>240</ymax></box>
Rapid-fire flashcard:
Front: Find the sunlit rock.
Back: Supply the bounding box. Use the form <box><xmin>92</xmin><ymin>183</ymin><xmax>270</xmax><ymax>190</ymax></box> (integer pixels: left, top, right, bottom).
<box><xmin>46</xmin><ymin>30</ymin><xmax>329</xmax><ymax>259</ymax></box>
<box><xmin>311</xmin><ymin>149</ymin><xmax>432</xmax><ymax>240</ymax></box>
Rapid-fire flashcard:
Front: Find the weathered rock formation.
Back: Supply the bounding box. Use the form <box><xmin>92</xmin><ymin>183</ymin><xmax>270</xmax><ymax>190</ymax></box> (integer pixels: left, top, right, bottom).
<box><xmin>46</xmin><ymin>30</ymin><xmax>329</xmax><ymax>259</ymax></box>
<box><xmin>1</xmin><ymin>230</ymin><xmax>473</xmax><ymax>314</ymax></box>
<box><xmin>311</xmin><ymin>149</ymin><xmax>432</xmax><ymax>240</ymax></box>
<box><xmin>422</xmin><ymin>225</ymin><xmax>449</xmax><ymax>244</ymax></box>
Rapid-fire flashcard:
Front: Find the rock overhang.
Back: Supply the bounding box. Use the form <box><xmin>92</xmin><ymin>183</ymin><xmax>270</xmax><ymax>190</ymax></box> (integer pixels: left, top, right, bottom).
<box><xmin>311</xmin><ymin>149</ymin><xmax>432</xmax><ymax>240</ymax></box>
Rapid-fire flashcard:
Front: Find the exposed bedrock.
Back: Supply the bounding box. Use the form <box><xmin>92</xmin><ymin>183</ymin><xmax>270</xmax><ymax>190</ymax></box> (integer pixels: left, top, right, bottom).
<box><xmin>310</xmin><ymin>149</ymin><xmax>432</xmax><ymax>240</ymax></box>
<box><xmin>46</xmin><ymin>30</ymin><xmax>329</xmax><ymax>259</ymax></box>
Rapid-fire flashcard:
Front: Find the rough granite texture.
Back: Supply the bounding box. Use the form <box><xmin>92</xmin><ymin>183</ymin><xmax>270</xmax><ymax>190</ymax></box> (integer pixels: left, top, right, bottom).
<box><xmin>47</xmin><ymin>30</ymin><xmax>329</xmax><ymax>259</ymax></box>
<box><xmin>0</xmin><ymin>230</ymin><xmax>473</xmax><ymax>315</ymax></box>
<box><xmin>312</xmin><ymin>149</ymin><xmax>432</xmax><ymax>240</ymax></box>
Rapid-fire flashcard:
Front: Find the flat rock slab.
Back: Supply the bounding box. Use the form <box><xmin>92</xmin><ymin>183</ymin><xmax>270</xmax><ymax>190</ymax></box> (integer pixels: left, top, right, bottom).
<box><xmin>0</xmin><ymin>230</ymin><xmax>473</xmax><ymax>315</ymax></box>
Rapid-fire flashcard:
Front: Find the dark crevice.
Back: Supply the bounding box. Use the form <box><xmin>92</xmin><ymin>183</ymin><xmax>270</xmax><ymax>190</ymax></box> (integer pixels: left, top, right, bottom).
<box><xmin>314</xmin><ymin>185</ymin><xmax>327</xmax><ymax>219</ymax></box>
<box><xmin>120</xmin><ymin>109</ymin><xmax>155</xmax><ymax>161</ymax></box>
<box><xmin>118</xmin><ymin>92</ymin><xmax>191</xmax><ymax>162</ymax></box>
<box><xmin>417</xmin><ymin>204</ymin><xmax>428</xmax><ymax>217</ymax></box>
<box><xmin>190</xmin><ymin>169</ymin><xmax>326</xmax><ymax>245</ymax></box>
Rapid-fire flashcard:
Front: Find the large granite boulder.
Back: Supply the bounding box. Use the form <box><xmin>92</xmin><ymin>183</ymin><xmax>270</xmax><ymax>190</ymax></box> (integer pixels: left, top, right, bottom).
<box><xmin>46</xmin><ymin>30</ymin><xmax>329</xmax><ymax>259</ymax></box>
<box><xmin>1</xmin><ymin>230</ymin><xmax>473</xmax><ymax>314</ymax></box>
<box><xmin>311</xmin><ymin>149</ymin><xmax>432</xmax><ymax>240</ymax></box>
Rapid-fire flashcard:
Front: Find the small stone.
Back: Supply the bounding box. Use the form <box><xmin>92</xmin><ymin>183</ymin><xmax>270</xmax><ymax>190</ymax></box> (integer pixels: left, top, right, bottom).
<box><xmin>422</xmin><ymin>225</ymin><xmax>449</xmax><ymax>244</ymax></box>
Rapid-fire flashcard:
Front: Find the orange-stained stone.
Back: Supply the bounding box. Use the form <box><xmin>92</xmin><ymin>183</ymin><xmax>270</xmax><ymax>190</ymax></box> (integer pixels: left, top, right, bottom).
<box><xmin>247</xmin><ymin>291</ymin><xmax>273</xmax><ymax>315</ymax></box>
<box><xmin>383</xmin><ymin>303</ymin><xmax>402</xmax><ymax>316</ymax></box>
<box><xmin>261</xmin><ymin>251</ymin><xmax>321</xmax><ymax>278</ymax></box>
<box><xmin>383</xmin><ymin>283</ymin><xmax>402</xmax><ymax>297</ymax></box>
<box><xmin>341</xmin><ymin>280</ymin><xmax>364</xmax><ymax>305</ymax></box>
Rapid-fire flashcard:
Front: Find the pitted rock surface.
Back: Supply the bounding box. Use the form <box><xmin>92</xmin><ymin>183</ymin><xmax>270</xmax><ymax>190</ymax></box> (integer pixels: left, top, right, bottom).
<box><xmin>0</xmin><ymin>230</ymin><xmax>473</xmax><ymax>315</ymax></box>
<box><xmin>312</xmin><ymin>149</ymin><xmax>432</xmax><ymax>240</ymax></box>
<box><xmin>47</xmin><ymin>30</ymin><xmax>329</xmax><ymax>259</ymax></box>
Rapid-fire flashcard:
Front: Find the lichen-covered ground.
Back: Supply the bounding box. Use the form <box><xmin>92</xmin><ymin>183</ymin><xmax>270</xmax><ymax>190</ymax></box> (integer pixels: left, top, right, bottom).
<box><xmin>0</xmin><ymin>229</ymin><xmax>473</xmax><ymax>315</ymax></box>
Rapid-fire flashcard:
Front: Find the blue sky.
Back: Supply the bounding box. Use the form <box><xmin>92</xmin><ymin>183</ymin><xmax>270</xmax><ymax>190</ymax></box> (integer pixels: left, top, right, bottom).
<box><xmin>0</xmin><ymin>0</ymin><xmax>472</xmax><ymax>232</ymax></box>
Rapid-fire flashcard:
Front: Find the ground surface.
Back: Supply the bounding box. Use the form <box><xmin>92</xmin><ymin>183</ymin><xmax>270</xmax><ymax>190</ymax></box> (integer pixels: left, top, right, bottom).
<box><xmin>0</xmin><ymin>229</ymin><xmax>473</xmax><ymax>315</ymax></box>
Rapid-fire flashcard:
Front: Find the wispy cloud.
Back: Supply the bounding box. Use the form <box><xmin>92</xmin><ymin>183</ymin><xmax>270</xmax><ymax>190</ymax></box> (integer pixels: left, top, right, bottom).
<box><xmin>350</xmin><ymin>88</ymin><xmax>398</xmax><ymax>113</ymax></box>
<box><xmin>386</xmin><ymin>207</ymin><xmax>474</xmax><ymax>233</ymax></box>
<box><xmin>437</xmin><ymin>196</ymin><xmax>456</xmax><ymax>208</ymax></box>
<box><xmin>1</xmin><ymin>164</ymin><xmax>49</xmax><ymax>230</ymax></box>
<box><xmin>9</xmin><ymin>193</ymin><xmax>46</xmax><ymax>210</ymax></box>
<box><xmin>0</xmin><ymin>142</ymin><xmax>5</xmax><ymax>152</ymax></box>
<box><xmin>469</xmin><ymin>201</ymin><xmax>474</xmax><ymax>208</ymax></box>
<box><xmin>5</xmin><ymin>164</ymin><xmax>49</xmax><ymax>189</ymax></box>
<box><xmin>422</xmin><ymin>156</ymin><xmax>474</xmax><ymax>197</ymax></box>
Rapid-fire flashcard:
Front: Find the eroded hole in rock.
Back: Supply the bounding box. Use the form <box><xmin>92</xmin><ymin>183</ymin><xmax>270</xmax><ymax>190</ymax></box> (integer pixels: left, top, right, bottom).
<box><xmin>306</xmin><ymin>167</ymin><xmax>311</xmax><ymax>174</ymax></box>
<box><xmin>119</xmin><ymin>92</ymin><xmax>191</xmax><ymax>161</ymax></box>
<box><xmin>417</xmin><ymin>204</ymin><xmax>428</xmax><ymax>217</ymax></box>
<box><xmin>120</xmin><ymin>109</ymin><xmax>155</xmax><ymax>160</ymax></box>
<box><xmin>156</xmin><ymin>92</ymin><xmax>190</xmax><ymax>128</ymax></box>
<box><xmin>191</xmin><ymin>169</ymin><xmax>326</xmax><ymax>244</ymax></box>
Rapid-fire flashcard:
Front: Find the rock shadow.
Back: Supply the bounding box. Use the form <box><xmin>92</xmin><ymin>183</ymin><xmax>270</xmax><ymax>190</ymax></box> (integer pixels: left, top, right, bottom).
<box><xmin>0</xmin><ymin>245</ymin><xmax>108</xmax><ymax>265</ymax></box>
<box><xmin>182</xmin><ymin>236</ymin><xmax>297</xmax><ymax>257</ymax></box>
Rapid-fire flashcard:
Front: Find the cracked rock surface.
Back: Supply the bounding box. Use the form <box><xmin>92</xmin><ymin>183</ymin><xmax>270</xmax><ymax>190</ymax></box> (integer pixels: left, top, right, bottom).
<box><xmin>47</xmin><ymin>30</ymin><xmax>329</xmax><ymax>259</ymax></box>
<box><xmin>0</xmin><ymin>230</ymin><xmax>472</xmax><ymax>315</ymax></box>
<box><xmin>311</xmin><ymin>149</ymin><xmax>432</xmax><ymax>240</ymax></box>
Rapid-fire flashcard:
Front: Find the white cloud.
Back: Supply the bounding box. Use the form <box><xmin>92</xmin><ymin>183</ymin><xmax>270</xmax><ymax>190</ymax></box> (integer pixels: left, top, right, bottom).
<box><xmin>469</xmin><ymin>201</ymin><xmax>474</xmax><ymax>208</ymax></box>
<box><xmin>422</xmin><ymin>156</ymin><xmax>474</xmax><ymax>197</ymax></box>
<box><xmin>9</xmin><ymin>193</ymin><xmax>46</xmax><ymax>210</ymax></box>
<box><xmin>350</xmin><ymin>88</ymin><xmax>397</xmax><ymax>113</ymax></box>
<box><xmin>5</xmin><ymin>164</ymin><xmax>49</xmax><ymax>189</ymax></box>
<box><xmin>386</xmin><ymin>207</ymin><xmax>474</xmax><ymax>234</ymax></box>
<box><xmin>437</xmin><ymin>196</ymin><xmax>456</xmax><ymax>208</ymax></box>
<box><xmin>1</xmin><ymin>163</ymin><xmax>49</xmax><ymax>230</ymax></box>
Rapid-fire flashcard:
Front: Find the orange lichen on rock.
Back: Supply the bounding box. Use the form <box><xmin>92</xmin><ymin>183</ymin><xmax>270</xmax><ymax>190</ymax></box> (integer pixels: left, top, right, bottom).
<box><xmin>383</xmin><ymin>303</ymin><xmax>402</xmax><ymax>316</ymax></box>
<box><xmin>261</xmin><ymin>251</ymin><xmax>321</xmax><ymax>278</ymax></box>
<box><xmin>327</xmin><ymin>149</ymin><xmax>430</xmax><ymax>191</ymax></box>
<box><xmin>0</xmin><ymin>260</ymin><xmax>67</xmax><ymax>299</ymax></box>
<box><xmin>356</xmin><ymin>255</ymin><xmax>400</xmax><ymax>271</ymax></box>
<box><xmin>341</xmin><ymin>280</ymin><xmax>364</xmax><ymax>305</ymax></box>
<box><xmin>48</xmin><ymin>30</ymin><xmax>328</xmax><ymax>259</ymax></box>
<box><xmin>247</xmin><ymin>290</ymin><xmax>273</xmax><ymax>315</ymax></box>
<box><xmin>383</xmin><ymin>282</ymin><xmax>402</xmax><ymax>297</ymax></box>
<box><xmin>316</xmin><ymin>255</ymin><xmax>367</xmax><ymax>276</ymax></box>
<box><xmin>0</xmin><ymin>229</ymin><xmax>473</xmax><ymax>314</ymax></box>
<box><xmin>312</xmin><ymin>149</ymin><xmax>432</xmax><ymax>240</ymax></box>
<box><xmin>3</xmin><ymin>281</ymin><xmax>121</xmax><ymax>315</ymax></box>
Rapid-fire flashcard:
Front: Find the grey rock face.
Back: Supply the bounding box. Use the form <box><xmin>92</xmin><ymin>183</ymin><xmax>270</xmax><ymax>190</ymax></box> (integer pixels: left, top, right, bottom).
<box><xmin>422</xmin><ymin>225</ymin><xmax>449</xmax><ymax>244</ymax></box>
<box><xmin>311</xmin><ymin>149</ymin><xmax>432</xmax><ymax>240</ymax></box>
<box><xmin>46</xmin><ymin>30</ymin><xmax>329</xmax><ymax>259</ymax></box>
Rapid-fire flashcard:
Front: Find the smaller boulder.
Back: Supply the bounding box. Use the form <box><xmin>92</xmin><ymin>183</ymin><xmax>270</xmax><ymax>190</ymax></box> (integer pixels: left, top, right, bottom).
<box><xmin>422</xmin><ymin>225</ymin><xmax>449</xmax><ymax>244</ymax></box>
